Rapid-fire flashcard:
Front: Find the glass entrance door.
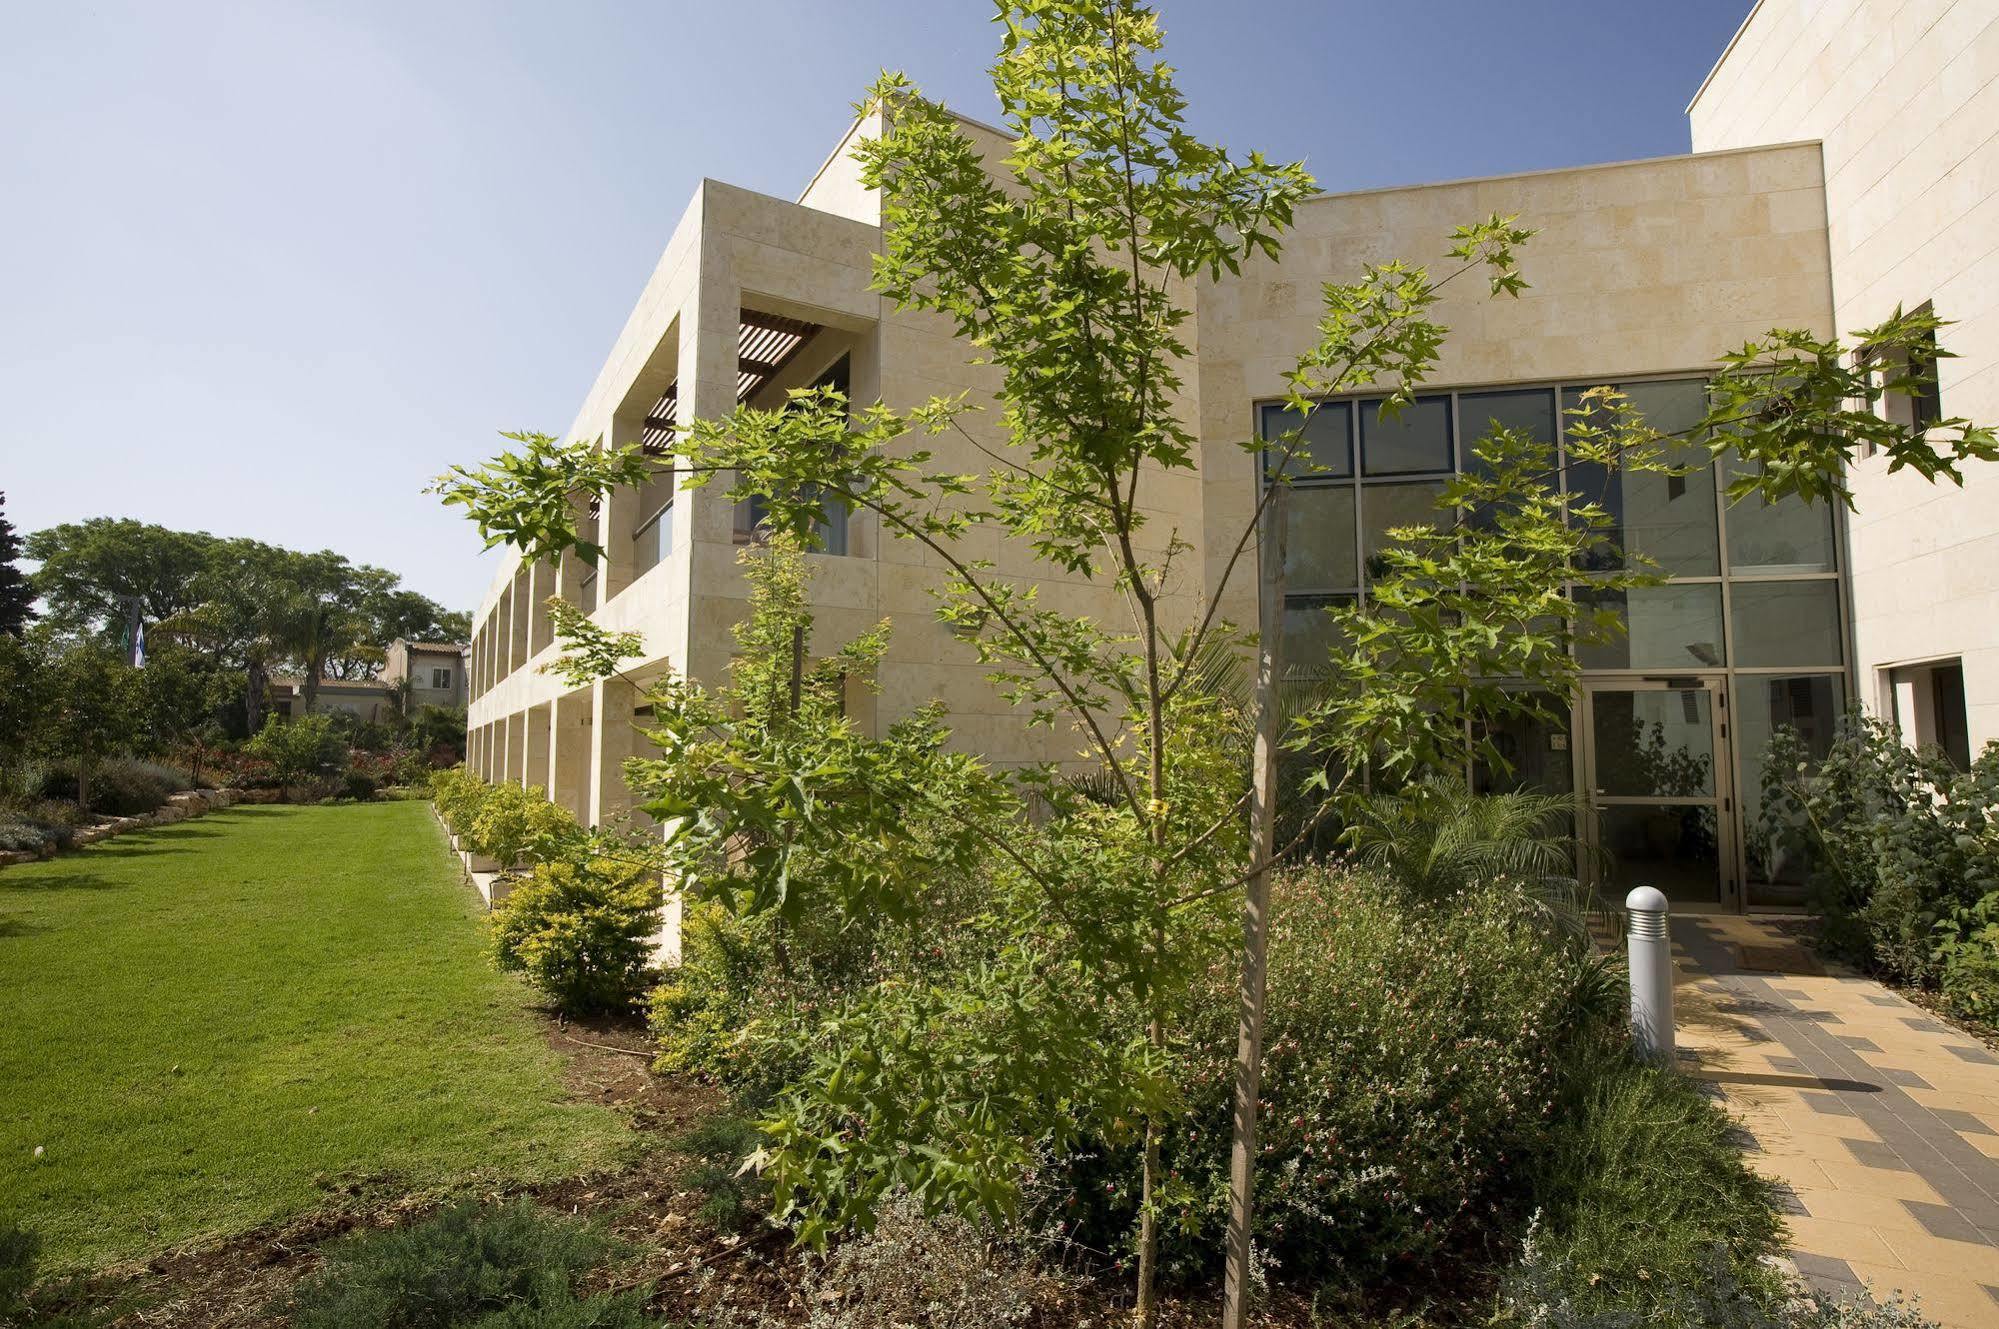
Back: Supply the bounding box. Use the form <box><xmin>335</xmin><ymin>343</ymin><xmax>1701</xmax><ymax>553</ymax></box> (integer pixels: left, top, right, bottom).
<box><xmin>1581</xmin><ymin>677</ymin><xmax>1737</xmax><ymax>911</ymax></box>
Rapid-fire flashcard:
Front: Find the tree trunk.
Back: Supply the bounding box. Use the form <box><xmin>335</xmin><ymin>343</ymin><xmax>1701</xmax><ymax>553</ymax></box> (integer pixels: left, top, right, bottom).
<box><xmin>76</xmin><ymin>757</ymin><xmax>91</xmax><ymax>816</ymax></box>
<box><xmin>245</xmin><ymin>660</ymin><xmax>267</xmax><ymax>734</ymax></box>
<box><xmin>1223</xmin><ymin>488</ymin><xmax>1287</xmax><ymax>1329</ymax></box>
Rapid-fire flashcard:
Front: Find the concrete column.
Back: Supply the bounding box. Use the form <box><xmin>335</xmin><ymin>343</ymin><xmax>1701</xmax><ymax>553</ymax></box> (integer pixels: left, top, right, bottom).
<box><xmin>684</xmin><ymin>254</ymin><xmax>742</xmax><ymax>550</ymax></box>
<box><xmin>507</xmin><ymin>568</ymin><xmax>530</xmax><ymax>676</ymax></box>
<box><xmin>527</xmin><ymin>561</ymin><xmax>554</xmax><ymax>659</ymax></box>
<box><xmin>600</xmin><ymin>445</ymin><xmax>641</xmax><ymax>608</ymax></box>
<box><xmin>524</xmin><ymin>702</ymin><xmax>552</xmax><ymax>790</ymax></box>
<box><xmin>549</xmin><ymin>691</ymin><xmax>592</xmax><ymax>822</ymax></box>
<box><xmin>503</xmin><ymin>715</ymin><xmax>527</xmax><ymax>787</ymax></box>
<box><xmin>587</xmin><ymin>676</ymin><xmax>639</xmax><ymax>826</ymax></box>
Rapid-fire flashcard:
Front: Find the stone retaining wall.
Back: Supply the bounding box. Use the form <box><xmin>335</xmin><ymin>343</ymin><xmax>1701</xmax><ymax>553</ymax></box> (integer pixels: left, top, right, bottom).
<box><xmin>0</xmin><ymin>788</ymin><xmax>248</xmax><ymax>870</ymax></box>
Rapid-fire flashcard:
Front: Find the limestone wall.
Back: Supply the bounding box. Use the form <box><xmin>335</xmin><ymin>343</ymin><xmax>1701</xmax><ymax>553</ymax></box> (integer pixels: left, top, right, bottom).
<box><xmin>1691</xmin><ymin>0</ymin><xmax>1999</xmax><ymax>745</ymax></box>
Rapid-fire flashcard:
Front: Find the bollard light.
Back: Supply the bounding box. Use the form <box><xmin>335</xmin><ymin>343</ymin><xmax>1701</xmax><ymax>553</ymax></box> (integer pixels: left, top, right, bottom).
<box><xmin>1625</xmin><ymin>885</ymin><xmax>1674</xmax><ymax>1063</ymax></box>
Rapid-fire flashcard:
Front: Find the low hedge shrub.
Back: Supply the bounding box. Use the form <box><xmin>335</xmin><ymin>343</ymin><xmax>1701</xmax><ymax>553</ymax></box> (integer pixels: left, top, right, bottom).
<box><xmin>491</xmin><ymin>852</ymin><xmax>662</xmax><ymax>1016</ymax></box>
<box><xmin>467</xmin><ymin>783</ymin><xmax>579</xmax><ymax>868</ymax></box>
<box><xmin>32</xmin><ymin>757</ymin><xmax>188</xmax><ymax>816</ymax></box>
<box><xmin>430</xmin><ymin>766</ymin><xmax>489</xmax><ymax>836</ymax></box>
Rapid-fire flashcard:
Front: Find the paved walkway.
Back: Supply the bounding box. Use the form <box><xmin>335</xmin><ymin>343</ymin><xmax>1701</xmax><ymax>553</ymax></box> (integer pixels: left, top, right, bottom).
<box><xmin>1670</xmin><ymin>915</ymin><xmax>1999</xmax><ymax>1328</ymax></box>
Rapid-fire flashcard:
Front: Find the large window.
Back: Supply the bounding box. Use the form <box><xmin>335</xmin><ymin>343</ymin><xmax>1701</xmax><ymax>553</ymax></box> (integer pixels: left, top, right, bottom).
<box><xmin>1257</xmin><ymin>372</ymin><xmax>1851</xmax><ymax>911</ymax></box>
<box><xmin>738</xmin><ymin>355</ymin><xmax>853</xmax><ymax>555</ymax></box>
<box><xmin>1260</xmin><ymin>394</ymin><xmax>1457</xmax><ymax>679</ymax></box>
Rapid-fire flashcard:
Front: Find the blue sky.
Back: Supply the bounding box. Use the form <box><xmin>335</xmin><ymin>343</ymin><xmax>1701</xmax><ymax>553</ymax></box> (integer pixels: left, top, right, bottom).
<box><xmin>0</xmin><ymin>0</ymin><xmax>1753</xmax><ymax>614</ymax></box>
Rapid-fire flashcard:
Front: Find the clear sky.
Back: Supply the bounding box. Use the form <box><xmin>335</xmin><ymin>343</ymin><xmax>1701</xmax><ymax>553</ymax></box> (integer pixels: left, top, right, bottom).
<box><xmin>0</xmin><ymin>0</ymin><xmax>1754</xmax><ymax>615</ymax></box>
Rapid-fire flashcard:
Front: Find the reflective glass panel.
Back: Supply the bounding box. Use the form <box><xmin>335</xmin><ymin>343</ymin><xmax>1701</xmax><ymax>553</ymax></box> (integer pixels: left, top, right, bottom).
<box><xmin>1590</xmin><ymin>688</ymin><xmax>1716</xmax><ymax>798</ymax></box>
<box><xmin>1361</xmin><ymin>480</ymin><xmax>1449</xmax><ymax>581</ymax></box>
<box><xmin>1736</xmin><ymin>673</ymin><xmax>1843</xmax><ymax>907</ymax></box>
<box><xmin>1280</xmin><ymin>593</ymin><xmax>1355</xmax><ymax>679</ymax></box>
<box><xmin>1262</xmin><ymin>401</ymin><xmax>1354</xmax><ymax>480</ymax></box>
<box><xmin>1283</xmin><ymin>485</ymin><xmax>1357</xmax><ymax>591</ymax></box>
<box><xmin>1577</xmin><ymin>584</ymin><xmax>1726</xmax><ymax>671</ymax></box>
<box><xmin>1459</xmin><ymin>387</ymin><xmax>1557</xmax><ymax>454</ymax></box>
<box><xmin>1473</xmin><ymin>693</ymin><xmax>1574</xmax><ymax>798</ymax></box>
<box><xmin>1724</xmin><ymin>463</ymin><xmax>1836</xmax><ymax>575</ymax></box>
<box><xmin>1361</xmin><ymin>395</ymin><xmax>1453</xmax><ymax>476</ymax></box>
<box><xmin>1597</xmin><ymin>804</ymin><xmax>1722</xmax><ymax>905</ymax></box>
<box><xmin>1730</xmin><ymin>581</ymin><xmax>1842</xmax><ymax>668</ymax></box>
<box><xmin>1565</xmin><ymin>380</ymin><xmax>1719</xmax><ymax>575</ymax></box>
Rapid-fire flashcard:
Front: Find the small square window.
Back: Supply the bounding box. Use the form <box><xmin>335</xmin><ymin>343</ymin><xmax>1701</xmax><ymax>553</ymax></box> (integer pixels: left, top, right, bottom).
<box><xmin>1360</xmin><ymin>395</ymin><xmax>1452</xmax><ymax>476</ymax></box>
<box><xmin>432</xmin><ymin>667</ymin><xmax>452</xmax><ymax>689</ymax></box>
<box><xmin>1261</xmin><ymin>400</ymin><xmax>1353</xmax><ymax>480</ymax></box>
<box><xmin>1860</xmin><ymin>303</ymin><xmax>1941</xmax><ymax>440</ymax></box>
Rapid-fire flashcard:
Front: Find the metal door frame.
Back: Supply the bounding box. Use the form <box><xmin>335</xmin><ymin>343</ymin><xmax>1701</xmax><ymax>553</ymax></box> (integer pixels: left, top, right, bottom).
<box><xmin>1578</xmin><ymin>673</ymin><xmax>1740</xmax><ymax>914</ymax></box>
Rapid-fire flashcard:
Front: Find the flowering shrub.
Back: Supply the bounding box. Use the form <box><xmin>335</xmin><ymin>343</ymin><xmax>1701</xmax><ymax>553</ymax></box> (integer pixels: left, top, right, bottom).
<box><xmin>490</xmin><ymin>852</ymin><xmax>662</xmax><ymax>1015</ymax></box>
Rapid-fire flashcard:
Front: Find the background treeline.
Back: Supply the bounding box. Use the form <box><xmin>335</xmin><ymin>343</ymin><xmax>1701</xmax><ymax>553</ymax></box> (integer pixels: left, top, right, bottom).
<box><xmin>0</xmin><ymin>493</ymin><xmax>468</xmax><ymax>846</ymax></box>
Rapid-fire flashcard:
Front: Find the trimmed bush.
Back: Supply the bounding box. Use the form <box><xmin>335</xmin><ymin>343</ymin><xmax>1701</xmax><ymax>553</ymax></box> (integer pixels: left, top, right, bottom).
<box><xmin>285</xmin><ymin>1199</ymin><xmax>651</xmax><ymax>1329</ymax></box>
<box><xmin>430</xmin><ymin>766</ymin><xmax>490</xmax><ymax>835</ymax></box>
<box><xmin>341</xmin><ymin>770</ymin><xmax>380</xmax><ymax>802</ymax></box>
<box><xmin>467</xmin><ymin>783</ymin><xmax>579</xmax><ymax>868</ymax></box>
<box><xmin>490</xmin><ymin>853</ymin><xmax>662</xmax><ymax>1016</ymax></box>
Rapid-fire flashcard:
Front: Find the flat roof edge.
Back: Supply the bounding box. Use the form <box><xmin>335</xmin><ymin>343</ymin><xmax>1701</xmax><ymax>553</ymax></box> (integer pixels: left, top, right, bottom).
<box><xmin>1688</xmin><ymin>0</ymin><xmax>1769</xmax><ymax>115</ymax></box>
<box><xmin>1300</xmin><ymin>137</ymin><xmax>1822</xmax><ymax>205</ymax></box>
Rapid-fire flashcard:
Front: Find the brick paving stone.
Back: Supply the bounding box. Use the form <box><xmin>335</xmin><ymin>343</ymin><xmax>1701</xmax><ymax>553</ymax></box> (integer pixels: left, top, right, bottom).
<box><xmin>1670</xmin><ymin>917</ymin><xmax>1999</xmax><ymax>1328</ymax></box>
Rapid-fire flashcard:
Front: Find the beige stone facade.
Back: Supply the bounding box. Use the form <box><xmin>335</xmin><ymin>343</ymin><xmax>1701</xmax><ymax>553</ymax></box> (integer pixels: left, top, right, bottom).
<box><xmin>465</xmin><ymin>1</ymin><xmax>1996</xmax><ymax>920</ymax></box>
<box><xmin>1691</xmin><ymin>0</ymin><xmax>1999</xmax><ymax>751</ymax></box>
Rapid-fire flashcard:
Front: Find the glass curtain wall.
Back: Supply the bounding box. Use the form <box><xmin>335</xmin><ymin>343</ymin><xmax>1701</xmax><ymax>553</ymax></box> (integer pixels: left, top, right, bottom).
<box><xmin>1260</xmin><ymin>375</ymin><xmax>1848</xmax><ymax>912</ymax></box>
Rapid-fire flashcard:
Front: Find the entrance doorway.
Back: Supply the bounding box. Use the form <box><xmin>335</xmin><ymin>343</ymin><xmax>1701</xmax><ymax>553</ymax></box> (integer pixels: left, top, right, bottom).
<box><xmin>1580</xmin><ymin>676</ymin><xmax>1738</xmax><ymax>911</ymax></box>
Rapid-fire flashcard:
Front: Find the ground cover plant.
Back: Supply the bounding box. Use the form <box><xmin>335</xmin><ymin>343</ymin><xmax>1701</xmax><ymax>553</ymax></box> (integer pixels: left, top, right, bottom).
<box><xmin>285</xmin><ymin>1198</ymin><xmax>653</xmax><ymax>1329</ymax></box>
<box><xmin>0</xmin><ymin>801</ymin><xmax>630</xmax><ymax>1270</ymax></box>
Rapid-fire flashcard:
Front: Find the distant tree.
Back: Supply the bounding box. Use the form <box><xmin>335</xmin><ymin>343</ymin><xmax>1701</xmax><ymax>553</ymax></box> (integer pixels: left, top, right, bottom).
<box><xmin>32</xmin><ymin>642</ymin><xmax>138</xmax><ymax>813</ymax></box>
<box><xmin>132</xmin><ymin>643</ymin><xmax>229</xmax><ymax>766</ymax></box>
<box><xmin>0</xmin><ymin>634</ymin><xmax>36</xmax><ymax>769</ymax></box>
<box><xmin>246</xmin><ymin>713</ymin><xmax>346</xmax><ymax>801</ymax></box>
<box><xmin>0</xmin><ymin>493</ymin><xmax>32</xmax><ymax>637</ymax></box>
<box><xmin>25</xmin><ymin>518</ymin><xmax>220</xmax><ymax>641</ymax></box>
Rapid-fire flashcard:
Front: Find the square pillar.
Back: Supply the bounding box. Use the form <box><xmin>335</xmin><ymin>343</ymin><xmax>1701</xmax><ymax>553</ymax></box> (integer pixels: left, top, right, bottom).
<box><xmin>505</xmin><ymin>712</ymin><xmax>528</xmax><ymax>786</ymax></box>
<box><xmin>524</xmin><ymin>702</ymin><xmax>552</xmax><ymax>790</ymax></box>
<box><xmin>550</xmin><ymin>691</ymin><xmax>592</xmax><ymax>822</ymax></box>
<box><xmin>528</xmin><ymin>561</ymin><xmax>554</xmax><ymax>659</ymax></box>
<box><xmin>588</xmin><ymin>677</ymin><xmax>640</xmax><ymax>826</ymax></box>
<box><xmin>507</xmin><ymin>567</ymin><xmax>530</xmax><ymax>675</ymax></box>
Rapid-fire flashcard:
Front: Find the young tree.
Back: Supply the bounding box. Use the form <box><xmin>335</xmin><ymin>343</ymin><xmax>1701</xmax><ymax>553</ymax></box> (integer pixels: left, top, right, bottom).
<box><xmin>433</xmin><ymin>5</ymin><xmax>1993</xmax><ymax>1320</ymax></box>
<box><xmin>32</xmin><ymin>642</ymin><xmax>138</xmax><ymax>814</ymax></box>
<box><xmin>0</xmin><ymin>492</ymin><xmax>33</xmax><ymax>637</ymax></box>
<box><xmin>246</xmin><ymin>713</ymin><xmax>345</xmax><ymax>801</ymax></box>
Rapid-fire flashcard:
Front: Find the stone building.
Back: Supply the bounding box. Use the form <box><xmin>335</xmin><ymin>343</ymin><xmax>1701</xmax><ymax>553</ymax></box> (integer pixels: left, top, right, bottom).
<box><xmin>464</xmin><ymin>0</ymin><xmax>1999</xmax><ymax>918</ymax></box>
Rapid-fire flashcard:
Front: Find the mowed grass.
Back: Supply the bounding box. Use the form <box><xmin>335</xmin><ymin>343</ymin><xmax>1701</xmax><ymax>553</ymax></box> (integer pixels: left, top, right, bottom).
<box><xmin>0</xmin><ymin>802</ymin><xmax>632</xmax><ymax>1271</ymax></box>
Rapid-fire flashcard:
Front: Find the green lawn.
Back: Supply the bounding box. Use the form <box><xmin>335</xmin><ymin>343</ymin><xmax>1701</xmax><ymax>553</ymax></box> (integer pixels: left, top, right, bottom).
<box><xmin>0</xmin><ymin>802</ymin><xmax>632</xmax><ymax>1271</ymax></box>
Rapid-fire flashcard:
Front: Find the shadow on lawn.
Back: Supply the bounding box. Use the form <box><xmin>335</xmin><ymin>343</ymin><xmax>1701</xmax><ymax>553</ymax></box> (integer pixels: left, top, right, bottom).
<box><xmin>0</xmin><ymin>869</ymin><xmax>131</xmax><ymax>894</ymax></box>
<box><xmin>0</xmin><ymin>910</ymin><xmax>50</xmax><ymax>937</ymax></box>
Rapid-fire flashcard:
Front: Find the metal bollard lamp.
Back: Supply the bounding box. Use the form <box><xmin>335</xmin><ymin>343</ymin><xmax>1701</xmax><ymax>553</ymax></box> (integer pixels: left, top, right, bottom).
<box><xmin>1625</xmin><ymin>885</ymin><xmax>1674</xmax><ymax>1062</ymax></box>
